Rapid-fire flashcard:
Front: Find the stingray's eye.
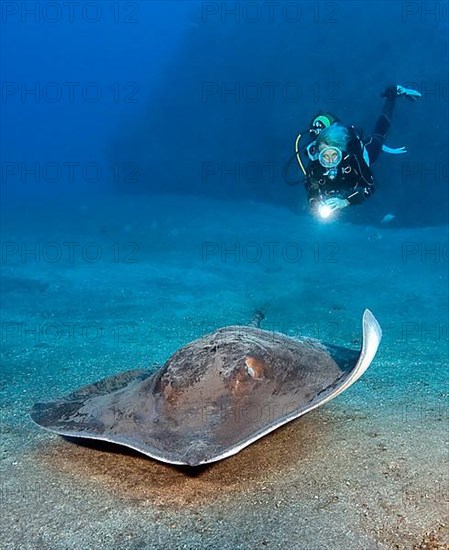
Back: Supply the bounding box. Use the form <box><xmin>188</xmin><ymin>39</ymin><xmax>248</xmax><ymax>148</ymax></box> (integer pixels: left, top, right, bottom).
<box><xmin>162</xmin><ymin>381</ymin><xmax>172</xmax><ymax>398</ymax></box>
<box><xmin>159</xmin><ymin>374</ymin><xmax>169</xmax><ymax>390</ymax></box>
<box><xmin>244</xmin><ymin>356</ymin><xmax>265</xmax><ymax>379</ymax></box>
<box><xmin>245</xmin><ymin>364</ymin><xmax>255</xmax><ymax>378</ymax></box>
<box><xmin>226</xmin><ymin>357</ymin><xmax>266</xmax><ymax>398</ymax></box>
<box><xmin>159</xmin><ymin>374</ymin><xmax>177</xmax><ymax>401</ymax></box>
<box><xmin>226</xmin><ymin>365</ymin><xmax>251</xmax><ymax>398</ymax></box>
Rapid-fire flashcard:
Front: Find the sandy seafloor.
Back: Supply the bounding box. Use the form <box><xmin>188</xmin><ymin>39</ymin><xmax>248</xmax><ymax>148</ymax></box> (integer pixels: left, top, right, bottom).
<box><xmin>1</xmin><ymin>194</ymin><xmax>448</xmax><ymax>550</ymax></box>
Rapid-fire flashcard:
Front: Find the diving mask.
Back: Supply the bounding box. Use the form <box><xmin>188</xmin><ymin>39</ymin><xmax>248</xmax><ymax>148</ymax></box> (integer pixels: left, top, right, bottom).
<box><xmin>318</xmin><ymin>146</ymin><xmax>343</xmax><ymax>169</ymax></box>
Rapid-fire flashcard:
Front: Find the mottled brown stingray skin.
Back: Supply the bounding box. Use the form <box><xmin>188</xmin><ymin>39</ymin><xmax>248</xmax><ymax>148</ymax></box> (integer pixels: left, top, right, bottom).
<box><xmin>31</xmin><ymin>325</ymin><xmax>364</xmax><ymax>466</ymax></box>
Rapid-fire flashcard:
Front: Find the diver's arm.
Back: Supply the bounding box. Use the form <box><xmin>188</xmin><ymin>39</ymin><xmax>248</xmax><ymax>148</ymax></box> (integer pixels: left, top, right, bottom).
<box><xmin>346</xmin><ymin>184</ymin><xmax>375</xmax><ymax>205</ymax></box>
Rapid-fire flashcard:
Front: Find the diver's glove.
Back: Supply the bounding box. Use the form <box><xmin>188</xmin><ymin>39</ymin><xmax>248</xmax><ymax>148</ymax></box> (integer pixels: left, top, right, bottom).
<box><xmin>325</xmin><ymin>197</ymin><xmax>349</xmax><ymax>211</ymax></box>
<box><xmin>382</xmin><ymin>84</ymin><xmax>422</xmax><ymax>101</ymax></box>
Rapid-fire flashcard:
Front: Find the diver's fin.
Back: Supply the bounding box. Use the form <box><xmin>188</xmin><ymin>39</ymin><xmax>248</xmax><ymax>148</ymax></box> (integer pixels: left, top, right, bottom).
<box><xmin>396</xmin><ymin>85</ymin><xmax>422</xmax><ymax>101</ymax></box>
<box><xmin>382</xmin><ymin>144</ymin><xmax>407</xmax><ymax>154</ymax></box>
<box><xmin>381</xmin><ymin>84</ymin><xmax>422</xmax><ymax>102</ymax></box>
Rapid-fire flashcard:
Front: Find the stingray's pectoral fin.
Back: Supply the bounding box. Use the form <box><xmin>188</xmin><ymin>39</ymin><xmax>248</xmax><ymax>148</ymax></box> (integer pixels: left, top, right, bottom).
<box><xmin>321</xmin><ymin>309</ymin><xmax>382</xmax><ymax>407</ymax></box>
<box><xmin>357</xmin><ymin>309</ymin><xmax>382</xmax><ymax>380</ymax></box>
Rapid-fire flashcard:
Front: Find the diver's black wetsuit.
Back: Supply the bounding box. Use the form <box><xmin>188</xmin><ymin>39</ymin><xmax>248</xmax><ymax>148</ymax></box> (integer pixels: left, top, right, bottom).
<box><xmin>305</xmin><ymin>90</ymin><xmax>396</xmax><ymax>208</ymax></box>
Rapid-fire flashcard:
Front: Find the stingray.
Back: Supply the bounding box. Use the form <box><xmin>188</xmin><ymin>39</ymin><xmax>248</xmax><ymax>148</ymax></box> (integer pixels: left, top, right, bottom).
<box><xmin>30</xmin><ymin>309</ymin><xmax>381</xmax><ymax>467</ymax></box>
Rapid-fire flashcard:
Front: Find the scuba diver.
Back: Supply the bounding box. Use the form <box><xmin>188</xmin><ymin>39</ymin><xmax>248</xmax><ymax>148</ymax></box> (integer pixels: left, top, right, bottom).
<box><xmin>294</xmin><ymin>84</ymin><xmax>421</xmax><ymax>219</ymax></box>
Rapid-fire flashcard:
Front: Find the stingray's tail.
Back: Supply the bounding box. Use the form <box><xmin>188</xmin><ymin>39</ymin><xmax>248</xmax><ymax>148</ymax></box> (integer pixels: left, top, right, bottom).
<box><xmin>248</xmin><ymin>310</ymin><xmax>265</xmax><ymax>328</ymax></box>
